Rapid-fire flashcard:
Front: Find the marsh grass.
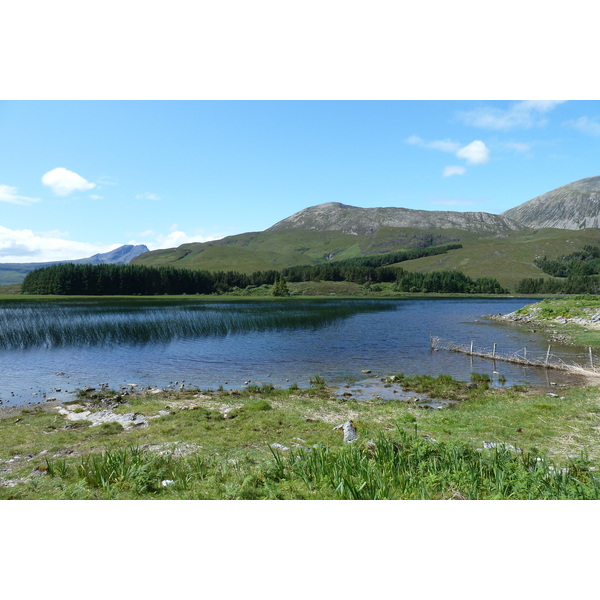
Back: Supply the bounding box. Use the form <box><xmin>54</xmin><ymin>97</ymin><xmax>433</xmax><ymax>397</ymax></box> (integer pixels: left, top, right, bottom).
<box><xmin>387</xmin><ymin>373</ymin><xmax>486</xmax><ymax>400</ymax></box>
<box><xmin>0</xmin><ymin>299</ymin><xmax>396</xmax><ymax>349</ymax></box>
<box><xmin>40</xmin><ymin>432</ymin><xmax>600</xmax><ymax>500</ymax></box>
<box><xmin>271</xmin><ymin>432</ymin><xmax>600</xmax><ymax>499</ymax></box>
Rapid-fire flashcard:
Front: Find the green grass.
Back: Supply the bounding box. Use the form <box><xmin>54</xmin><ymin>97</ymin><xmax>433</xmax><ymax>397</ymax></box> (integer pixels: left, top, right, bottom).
<box><xmin>513</xmin><ymin>296</ymin><xmax>600</xmax><ymax>347</ymax></box>
<box><xmin>2</xmin><ymin>374</ymin><xmax>600</xmax><ymax>499</ymax></box>
<box><xmin>398</xmin><ymin>228</ymin><xmax>600</xmax><ymax>289</ymax></box>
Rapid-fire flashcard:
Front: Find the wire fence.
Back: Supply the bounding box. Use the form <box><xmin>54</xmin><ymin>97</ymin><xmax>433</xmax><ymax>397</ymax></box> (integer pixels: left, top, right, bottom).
<box><xmin>430</xmin><ymin>335</ymin><xmax>599</xmax><ymax>374</ymax></box>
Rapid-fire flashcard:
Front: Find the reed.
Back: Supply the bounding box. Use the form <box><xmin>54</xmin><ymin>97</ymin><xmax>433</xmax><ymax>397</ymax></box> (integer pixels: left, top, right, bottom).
<box><xmin>0</xmin><ymin>299</ymin><xmax>396</xmax><ymax>349</ymax></box>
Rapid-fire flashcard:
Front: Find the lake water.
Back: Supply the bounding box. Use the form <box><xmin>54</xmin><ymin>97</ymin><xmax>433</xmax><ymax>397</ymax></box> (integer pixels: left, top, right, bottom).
<box><xmin>0</xmin><ymin>297</ymin><xmax>590</xmax><ymax>407</ymax></box>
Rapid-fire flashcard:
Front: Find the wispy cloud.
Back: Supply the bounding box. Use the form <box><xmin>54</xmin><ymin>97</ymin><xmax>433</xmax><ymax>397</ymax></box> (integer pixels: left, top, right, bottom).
<box><xmin>443</xmin><ymin>166</ymin><xmax>466</xmax><ymax>177</ymax></box>
<box><xmin>41</xmin><ymin>167</ymin><xmax>96</xmax><ymax>196</ymax></box>
<box><xmin>408</xmin><ymin>135</ymin><xmax>490</xmax><ymax>173</ymax></box>
<box><xmin>0</xmin><ymin>184</ymin><xmax>41</xmax><ymax>205</ymax></box>
<box><xmin>0</xmin><ymin>225</ymin><xmax>118</xmax><ymax>263</ymax></box>
<box><xmin>128</xmin><ymin>226</ymin><xmax>227</xmax><ymax>251</ymax></box>
<box><xmin>458</xmin><ymin>100</ymin><xmax>565</xmax><ymax>131</ymax></box>
<box><xmin>136</xmin><ymin>192</ymin><xmax>161</xmax><ymax>201</ymax></box>
<box><xmin>406</xmin><ymin>135</ymin><xmax>460</xmax><ymax>153</ymax></box>
<box><xmin>502</xmin><ymin>141</ymin><xmax>532</xmax><ymax>153</ymax></box>
<box><xmin>564</xmin><ymin>116</ymin><xmax>600</xmax><ymax>137</ymax></box>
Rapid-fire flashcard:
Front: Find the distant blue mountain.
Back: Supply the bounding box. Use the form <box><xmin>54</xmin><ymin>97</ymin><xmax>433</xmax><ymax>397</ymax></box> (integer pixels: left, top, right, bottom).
<box><xmin>71</xmin><ymin>244</ymin><xmax>150</xmax><ymax>265</ymax></box>
<box><xmin>0</xmin><ymin>244</ymin><xmax>150</xmax><ymax>286</ymax></box>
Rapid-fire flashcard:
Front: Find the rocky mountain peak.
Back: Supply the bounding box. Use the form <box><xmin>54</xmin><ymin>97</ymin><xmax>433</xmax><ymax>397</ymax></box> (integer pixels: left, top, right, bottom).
<box><xmin>502</xmin><ymin>176</ymin><xmax>600</xmax><ymax>229</ymax></box>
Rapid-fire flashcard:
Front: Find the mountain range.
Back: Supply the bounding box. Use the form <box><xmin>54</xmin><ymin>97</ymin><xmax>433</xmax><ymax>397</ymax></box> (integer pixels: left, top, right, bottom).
<box><xmin>130</xmin><ymin>176</ymin><xmax>600</xmax><ymax>289</ymax></box>
<box><xmin>0</xmin><ymin>244</ymin><xmax>149</xmax><ymax>286</ymax></box>
<box><xmin>3</xmin><ymin>176</ymin><xmax>600</xmax><ymax>290</ymax></box>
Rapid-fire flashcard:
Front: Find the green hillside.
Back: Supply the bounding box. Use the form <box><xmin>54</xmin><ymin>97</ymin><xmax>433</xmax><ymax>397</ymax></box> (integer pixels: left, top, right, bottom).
<box><xmin>397</xmin><ymin>228</ymin><xmax>600</xmax><ymax>289</ymax></box>
<box><xmin>132</xmin><ymin>225</ymin><xmax>600</xmax><ymax>291</ymax></box>
<box><xmin>132</xmin><ymin>227</ymin><xmax>461</xmax><ymax>273</ymax></box>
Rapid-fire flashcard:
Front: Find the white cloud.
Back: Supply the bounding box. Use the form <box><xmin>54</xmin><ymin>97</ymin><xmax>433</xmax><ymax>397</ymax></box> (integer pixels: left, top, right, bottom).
<box><xmin>41</xmin><ymin>167</ymin><xmax>96</xmax><ymax>196</ymax></box>
<box><xmin>443</xmin><ymin>166</ymin><xmax>466</xmax><ymax>177</ymax></box>
<box><xmin>458</xmin><ymin>100</ymin><xmax>565</xmax><ymax>131</ymax></box>
<box><xmin>564</xmin><ymin>116</ymin><xmax>600</xmax><ymax>137</ymax></box>
<box><xmin>136</xmin><ymin>192</ymin><xmax>161</xmax><ymax>201</ymax></box>
<box><xmin>408</xmin><ymin>135</ymin><xmax>490</xmax><ymax>169</ymax></box>
<box><xmin>503</xmin><ymin>141</ymin><xmax>531</xmax><ymax>153</ymax></box>
<box><xmin>129</xmin><ymin>227</ymin><xmax>227</xmax><ymax>251</ymax></box>
<box><xmin>0</xmin><ymin>225</ymin><xmax>118</xmax><ymax>263</ymax></box>
<box><xmin>406</xmin><ymin>135</ymin><xmax>423</xmax><ymax>146</ymax></box>
<box><xmin>406</xmin><ymin>135</ymin><xmax>460</xmax><ymax>153</ymax></box>
<box><xmin>154</xmin><ymin>230</ymin><xmax>223</xmax><ymax>248</ymax></box>
<box><xmin>0</xmin><ymin>184</ymin><xmax>41</xmax><ymax>205</ymax></box>
<box><xmin>456</xmin><ymin>140</ymin><xmax>489</xmax><ymax>165</ymax></box>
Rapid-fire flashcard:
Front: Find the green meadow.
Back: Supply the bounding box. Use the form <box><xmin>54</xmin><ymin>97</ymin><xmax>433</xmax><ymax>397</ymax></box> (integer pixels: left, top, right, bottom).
<box><xmin>2</xmin><ymin>369</ymin><xmax>599</xmax><ymax>500</ymax></box>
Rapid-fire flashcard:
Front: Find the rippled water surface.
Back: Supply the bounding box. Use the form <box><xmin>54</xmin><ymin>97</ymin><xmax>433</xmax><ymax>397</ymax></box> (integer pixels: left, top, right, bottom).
<box><xmin>0</xmin><ymin>297</ymin><xmax>589</xmax><ymax>406</ymax></box>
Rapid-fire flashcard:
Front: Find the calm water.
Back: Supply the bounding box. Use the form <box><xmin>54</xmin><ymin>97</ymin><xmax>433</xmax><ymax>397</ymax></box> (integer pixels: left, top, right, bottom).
<box><xmin>0</xmin><ymin>297</ymin><xmax>589</xmax><ymax>406</ymax></box>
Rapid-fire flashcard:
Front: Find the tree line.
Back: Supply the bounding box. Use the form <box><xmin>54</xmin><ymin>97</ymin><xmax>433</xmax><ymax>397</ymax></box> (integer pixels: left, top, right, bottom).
<box><xmin>514</xmin><ymin>276</ymin><xmax>600</xmax><ymax>295</ymax></box>
<box><xmin>21</xmin><ymin>259</ymin><xmax>507</xmax><ymax>296</ymax></box>
<box><xmin>21</xmin><ymin>263</ymin><xmax>280</xmax><ymax>296</ymax></box>
<box><xmin>514</xmin><ymin>244</ymin><xmax>600</xmax><ymax>294</ymax></box>
<box><xmin>533</xmin><ymin>245</ymin><xmax>600</xmax><ymax>278</ymax></box>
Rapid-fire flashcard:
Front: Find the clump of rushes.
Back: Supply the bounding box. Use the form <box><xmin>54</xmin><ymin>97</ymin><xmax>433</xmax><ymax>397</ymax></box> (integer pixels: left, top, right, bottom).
<box><xmin>387</xmin><ymin>373</ymin><xmax>477</xmax><ymax>400</ymax></box>
<box><xmin>270</xmin><ymin>431</ymin><xmax>600</xmax><ymax>500</ymax></box>
<box><xmin>470</xmin><ymin>372</ymin><xmax>491</xmax><ymax>386</ymax></box>
<box><xmin>309</xmin><ymin>374</ymin><xmax>326</xmax><ymax>388</ymax></box>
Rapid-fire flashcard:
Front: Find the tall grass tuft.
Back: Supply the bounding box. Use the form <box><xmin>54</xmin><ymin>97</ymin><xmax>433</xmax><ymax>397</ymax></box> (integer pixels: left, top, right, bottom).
<box><xmin>271</xmin><ymin>431</ymin><xmax>600</xmax><ymax>500</ymax></box>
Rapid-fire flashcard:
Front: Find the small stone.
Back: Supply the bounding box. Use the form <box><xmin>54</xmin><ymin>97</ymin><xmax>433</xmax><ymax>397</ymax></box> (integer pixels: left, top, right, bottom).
<box><xmin>271</xmin><ymin>443</ymin><xmax>290</xmax><ymax>451</ymax></box>
<box><xmin>334</xmin><ymin>420</ymin><xmax>358</xmax><ymax>443</ymax></box>
<box><xmin>161</xmin><ymin>480</ymin><xmax>175</xmax><ymax>487</ymax></box>
<box><xmin>362</xmin><ymin>370</ymin><xmax>371</xmax><ymax>374</ymax></box>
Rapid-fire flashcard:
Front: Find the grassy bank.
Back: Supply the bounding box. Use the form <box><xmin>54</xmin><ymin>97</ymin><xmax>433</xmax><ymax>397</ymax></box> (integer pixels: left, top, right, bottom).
<box><xmin>2</xmin><ymin>373</ymin><xmax>599</xmax><ymax>500</ymax></box>
<box><xmin>505</xmin><ymin>295</ymin><xmax>600</xmax><ymax>347</ymax></box>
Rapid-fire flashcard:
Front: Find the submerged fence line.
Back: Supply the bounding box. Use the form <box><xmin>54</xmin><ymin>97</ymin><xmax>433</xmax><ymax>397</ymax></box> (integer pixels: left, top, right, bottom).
<box><xmin>430</xmin><ymin>335</ymin><xmax>599</xmax><ymax>374</ymax></box>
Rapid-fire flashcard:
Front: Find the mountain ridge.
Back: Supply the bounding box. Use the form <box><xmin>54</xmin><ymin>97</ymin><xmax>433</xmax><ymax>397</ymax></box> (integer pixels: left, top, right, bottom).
<box><xmin>0</xmin><ymin>244</ymin><xmax>149</xmax><ymax>286</ymax></box>
<box><xmin>268</xmin><ymin>202</ymin><xmax>525</xmax><ymax>235</ymax></box>
<box><xmin>502</xmin><ymin>176</ymin><xmax>600</xmax><ymax>229</ymax></box>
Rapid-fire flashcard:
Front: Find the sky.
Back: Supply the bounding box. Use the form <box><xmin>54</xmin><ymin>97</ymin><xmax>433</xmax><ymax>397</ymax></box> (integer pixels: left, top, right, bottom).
<box><xmin>2</xmin><ymin>99</ymin><xmax>600</xmax><ymax>263</ymax></box>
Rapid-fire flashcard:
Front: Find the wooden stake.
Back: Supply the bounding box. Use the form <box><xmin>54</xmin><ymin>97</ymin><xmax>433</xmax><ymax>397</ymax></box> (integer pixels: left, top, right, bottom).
<box><xmin>492</xmin><ymin>343</ymin><xmax>497</xmax><ymax>358</ymax></box>
<box><xmin>546</xmin><ymin>345</ymin><xmax>551</xmax><ymax>366</ymax></box>
<box><xmin>590</xmin><ymin>346</ymin><xmax>594</xmax><ymax>369</ymax></box>
<box><xmin>470</xmin><ymin>341</ymin><xmax>474</xmax><ymax>355</ymax></box>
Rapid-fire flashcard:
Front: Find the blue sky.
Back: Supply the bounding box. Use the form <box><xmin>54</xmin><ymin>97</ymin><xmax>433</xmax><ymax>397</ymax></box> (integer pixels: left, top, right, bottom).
<box><xmin>2</xmin><ymin>100</ymin><xmax>600</xmax><ymax>262</ymax></box>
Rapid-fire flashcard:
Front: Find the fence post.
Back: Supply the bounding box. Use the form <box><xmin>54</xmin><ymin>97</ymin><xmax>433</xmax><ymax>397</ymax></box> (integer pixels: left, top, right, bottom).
<box><xmin>470</xmin><ymin>341</ymin><xmax>474</xmax><ymax>355</ymax></box>
<box><xmin>492</xmin><ymin>343</ymin><xmax>497</xmax><ymax>359</ymax></box>
<box><xmin>545</xmin><ymin>345</ymin><xmax>551</xmax><ymax>366</ymax></box>
<box><xmin>590</xmin><ymin>346</ymin><xmax>594</xmax><ymax>369</ymax></box>
<box><xmin>524</xmin><ymin>346</ymin><xmax>527</xmax><ymax>361</ymax></box>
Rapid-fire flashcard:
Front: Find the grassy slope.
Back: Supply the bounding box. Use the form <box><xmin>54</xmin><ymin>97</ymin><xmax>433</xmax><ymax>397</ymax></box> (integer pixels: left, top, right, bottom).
<box><xmin>133</xmin><ymin>227</ymin><xmax>464</xmax><ymax>272</ymax></box>
<box><xmin>133</xmin><ymin>225</ymin><xmax>600</xmax><ymax>291</ymax></box>
<box><xmin>398</xmin><ymin>228</ymin><xmax>600</xmax><ymax>289</ymax></box>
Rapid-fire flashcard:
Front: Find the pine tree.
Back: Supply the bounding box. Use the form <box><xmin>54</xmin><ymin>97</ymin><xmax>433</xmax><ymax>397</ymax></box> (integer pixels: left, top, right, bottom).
<box><xmin>272</xmin><ymin>275</ymin><xmax>290</xmax><ymax>296</ymax></box>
